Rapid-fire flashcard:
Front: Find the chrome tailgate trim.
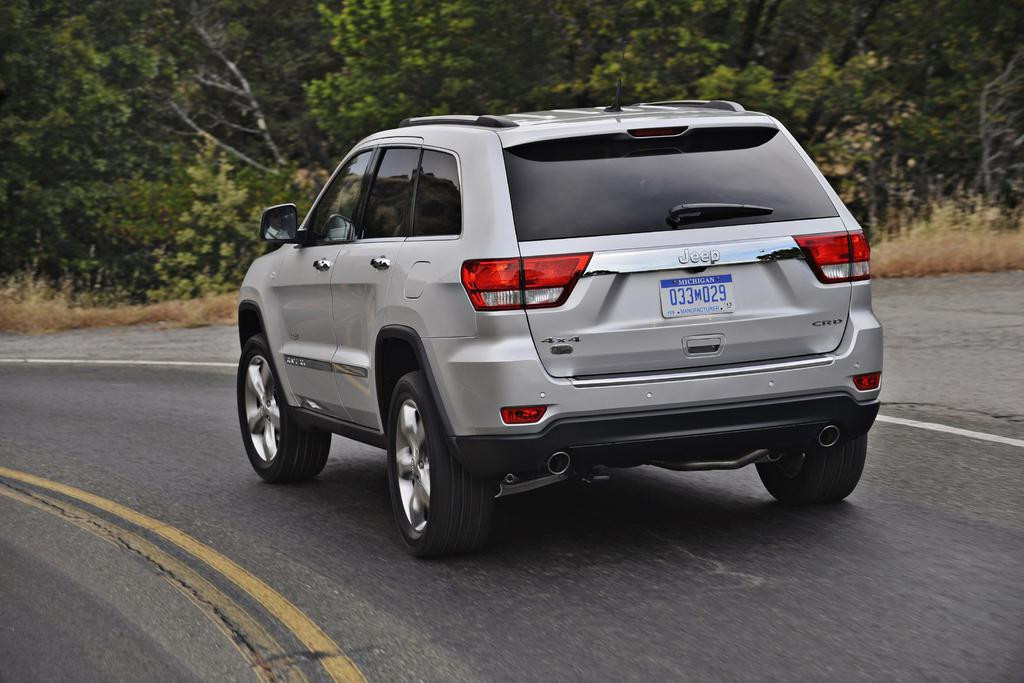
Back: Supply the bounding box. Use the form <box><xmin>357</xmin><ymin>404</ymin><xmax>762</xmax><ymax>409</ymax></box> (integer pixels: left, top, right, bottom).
<box><xmin>569</xmin><ymin>355</ymin><xmax>835</xmax><ymax>387</ymax></box>
<box><xmin>581</xmin><ymin>235</ymin><xmax>803</xmax><ymax>277</ymax></box>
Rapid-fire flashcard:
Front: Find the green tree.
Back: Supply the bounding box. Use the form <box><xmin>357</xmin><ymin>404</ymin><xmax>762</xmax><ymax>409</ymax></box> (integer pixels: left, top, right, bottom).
<box><xmin>151</xmin><ymin>141</ymin><xmax>264</xmax><ymax>299</ymax></box>
<box><xmin>307</xmin><ymin>0</ymin><xmax>565</xmax><ymax>156</ymax></box>
<box><xmin>0</xmin><ymin>0</ymin><xmax>175</xmax><ymax>281</ymax></box>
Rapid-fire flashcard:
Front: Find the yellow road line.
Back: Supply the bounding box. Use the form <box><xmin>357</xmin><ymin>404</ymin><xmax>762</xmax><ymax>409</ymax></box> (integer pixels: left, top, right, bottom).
<box><xmin>0</xmin><ymin>466</ymin><xmax>365</xmax><ymax>683</ymax></box>
<box><xmin>0</xmin><ymin>483</ymin><xmax>307</xmax><ymax>683</ymax></box>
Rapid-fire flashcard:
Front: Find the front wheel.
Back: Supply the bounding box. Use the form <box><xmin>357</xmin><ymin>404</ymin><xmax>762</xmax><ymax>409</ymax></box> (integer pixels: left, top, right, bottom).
<box><xmin>237</xmin><ymin>334</ymin><xmax>330</xmax><ymax>483</ymax></box>
<box><xmin>756</xmin><ymin>434</ymin><xmax>867</xmax><ymax>504</ymax></box>
<box><xmin>386</xmin><ymin>371</ymin><xmax>495</xmax><ymax>557</ymax></box>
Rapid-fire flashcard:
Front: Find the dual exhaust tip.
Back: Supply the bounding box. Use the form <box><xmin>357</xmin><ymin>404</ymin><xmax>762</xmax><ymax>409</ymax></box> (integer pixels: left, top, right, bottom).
<box><xmin>818</xmin><ymin>424</ymin><xmax>841</xmax><ymax>448</ymax></box>
<box><xmin>532</xmin><ymin>432</ymin><xmax>836</xmax><ymax>479</ymax></box>
<box><xmin>501</xmin><ymin>451</ymin><xmax>571</xmax><ymax>487</ymax></box>
<box><xmin>546</xmin><ymin>451</ymin><xmax>571</xmax><ymax>476</ymax></box>
<box><xmin>539</xmin><ymin>430</ymin><xmax>838</xmax><ymax>477</ymax></box>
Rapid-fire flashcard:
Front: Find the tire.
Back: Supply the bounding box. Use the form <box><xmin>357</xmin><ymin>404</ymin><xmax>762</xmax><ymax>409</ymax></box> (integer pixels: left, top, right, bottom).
<box><xmin>386</xmin><ymin>371</ymin><xmax>495</xmax><ymax>557</ymax></box>
<box><xmin>237</xmin><ymin>334</ymin><xmax>330</xmax><ymax>483</ymax></box>
<box><xmin>756</xmin><ymin>434</ymin><xmax>867</xmax><ymax>504</ymax></box>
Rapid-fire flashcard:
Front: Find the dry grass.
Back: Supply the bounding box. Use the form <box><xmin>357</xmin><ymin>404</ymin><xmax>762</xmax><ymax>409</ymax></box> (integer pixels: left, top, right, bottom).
<box><xmin>871</xmin><ymin>194</ymin><xmax>1024</xmax><ymax>277</ymax></box>
<box><xmin>872</xmin><ymin>230</ymin><xmax>1024</xmax><ymax>277</ymax></box>
<box><xmin>0</xmin><ymin>277</ymin><xmax>235</xmax><ymax>334</ymax></box>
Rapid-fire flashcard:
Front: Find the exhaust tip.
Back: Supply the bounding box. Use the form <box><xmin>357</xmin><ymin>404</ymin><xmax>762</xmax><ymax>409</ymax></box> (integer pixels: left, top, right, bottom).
<box><xmin>546</xmin><ymin>451</ymin><xmax>571</xmax><ymax>476</ymax></box>
<box><xmin>818</xmin><ymin>425</ymin><xmax>841</xmax><ymax>448</ymax></box>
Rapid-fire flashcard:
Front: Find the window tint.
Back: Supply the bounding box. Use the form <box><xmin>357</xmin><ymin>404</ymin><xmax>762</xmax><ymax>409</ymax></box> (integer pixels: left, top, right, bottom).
<box><xmin>503</xmin><ymin>127</ymin><xmax>838</xmax><ymax>241</ymax></box>
<box><xmin>311</xmin><ymin>150</ymin><xmax>372</xmax><ymax>242</ymax></box>
<box><xmin>362</xmin><ymin>147</ymin><xmax>419</xmax><ymax>239</ymax></box>
<box><xmin>413</xmin><ymin>150</ymin><xmax>461</xmax><ymax>237</ymax></box>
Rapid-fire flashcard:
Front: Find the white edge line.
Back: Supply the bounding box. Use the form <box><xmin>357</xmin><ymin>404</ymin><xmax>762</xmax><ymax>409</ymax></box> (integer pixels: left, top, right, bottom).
<box><xmin>0</xmin><ymin>358</ymin><xmax>235</xmax><ymax>368</ymax></box>
<box><xmin>2</xmin><ymin>357</ymin><xmax>1022</xmax><ymax>449</ymax></box>
<box><xmin>875</xmin><ymin>414</ymin><xmax>1024</xmax><ymax>449</ymax></box>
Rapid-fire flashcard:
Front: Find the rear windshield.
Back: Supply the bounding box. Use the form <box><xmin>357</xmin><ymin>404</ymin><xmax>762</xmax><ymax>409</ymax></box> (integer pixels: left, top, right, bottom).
<box><xmin>503</xmin><ymin>127</ymin><xmax>838</xmax><ymax>241</ymax></box>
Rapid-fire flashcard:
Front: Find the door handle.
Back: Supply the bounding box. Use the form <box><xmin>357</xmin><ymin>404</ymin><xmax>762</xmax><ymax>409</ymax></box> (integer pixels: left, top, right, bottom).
<box><xmin>370</xmin><ymin>257</ymin><xmax>391</xmax><ymax>270</ymax></box>
<box><xmin>313</xmin><ymin>259</ymin><xmax>332</xmax><ymax>271</ymax></box>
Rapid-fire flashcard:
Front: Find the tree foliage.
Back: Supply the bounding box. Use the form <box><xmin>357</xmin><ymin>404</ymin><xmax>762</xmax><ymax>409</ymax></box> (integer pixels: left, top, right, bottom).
<box><xmin>1</xmin><ymin>0</ymin><xmax>1021</xmax><ymax>300</ymax></box>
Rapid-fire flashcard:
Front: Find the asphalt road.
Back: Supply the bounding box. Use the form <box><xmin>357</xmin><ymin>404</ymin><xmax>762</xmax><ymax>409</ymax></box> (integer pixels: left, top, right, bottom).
<box><xmin>1</xmin><ymin>273</ymin><xmax>1022</xmax><ymax>682</ymax></box>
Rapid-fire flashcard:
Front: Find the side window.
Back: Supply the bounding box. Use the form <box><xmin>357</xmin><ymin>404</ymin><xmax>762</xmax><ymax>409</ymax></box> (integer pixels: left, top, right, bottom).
<box><xmin>413</xmin><ymin>150</ymin><xmax>461</xmax><ymax>237</ymax></box>
<box><xmin>362</xmin><ymin>147</ymin><xmax>419</xmax><ymax>239</ymax></box>
<box><xmin>311</xmin><ymin>150</ymin><xmax>373</xmax><ymax>242</ymax></box>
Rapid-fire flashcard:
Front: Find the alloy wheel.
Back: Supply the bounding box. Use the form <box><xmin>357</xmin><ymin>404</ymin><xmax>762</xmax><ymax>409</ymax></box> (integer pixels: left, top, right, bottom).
<box><xmin>243</xmin><ymin>355</ymin><xmax>280</xmax><ymax>462</ymax></box>
<box><xmin>394</xmin><ymin>399</ymin><xmax>430</xmax><ymax>534</ymax></box>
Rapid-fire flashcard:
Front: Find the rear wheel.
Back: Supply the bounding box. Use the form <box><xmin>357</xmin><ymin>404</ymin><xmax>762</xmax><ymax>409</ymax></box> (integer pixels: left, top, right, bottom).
<box><xmin>756</xmin><ymin>434</ymin><xmax>867</xmax><ymax>504</ymax></box>
<box><xmin>386</xmin><ymin>371</ymin><xmax>495</xmax><ymax>557</ymax></box>
<box><xmin>237</xmin><ymin>334</ymin><xmax>330</xmax><ymax>482</ymax></box>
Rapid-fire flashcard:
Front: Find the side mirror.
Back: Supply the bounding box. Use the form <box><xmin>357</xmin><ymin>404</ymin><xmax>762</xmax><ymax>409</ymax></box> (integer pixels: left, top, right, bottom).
<box><xmin>323</xmin><ymin>213</ymin><xmax>354</xmax><ymax>242</ymax></box>
<box><xmin>260</xmin><ymin>203</ymin><xmax>299</xmax><ymax>243</ymax></box>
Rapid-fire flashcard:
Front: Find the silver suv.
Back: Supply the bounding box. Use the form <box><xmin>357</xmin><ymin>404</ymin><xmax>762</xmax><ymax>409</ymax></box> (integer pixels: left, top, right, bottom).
<box><xmin>237</xmin><ymin>100</ymin><xmax>882</xmax><ymax>557</ymax></box>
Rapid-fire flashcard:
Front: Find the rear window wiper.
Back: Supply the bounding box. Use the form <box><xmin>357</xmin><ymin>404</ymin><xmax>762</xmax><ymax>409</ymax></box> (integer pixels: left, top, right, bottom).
<box><xmin>667</xmin><ymin>203</ymin><xmax>774</xmax><ymax>228</ymax></box>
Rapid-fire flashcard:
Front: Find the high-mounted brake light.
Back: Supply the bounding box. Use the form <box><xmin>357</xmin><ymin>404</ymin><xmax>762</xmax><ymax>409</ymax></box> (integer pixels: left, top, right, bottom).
<box><xmin>461</xmin><ymin>253</ymin><xmax>592</xmax><ymax>311</ymax></box>
<box><xmin>627</xmin><ymin>126</ymin><xmax>687</xmax><ymax>138</ymax></box>
<box><xmin>794</xmin><ymin>232</ymin><xmax>870</xmax><ymax>283</ymax></box>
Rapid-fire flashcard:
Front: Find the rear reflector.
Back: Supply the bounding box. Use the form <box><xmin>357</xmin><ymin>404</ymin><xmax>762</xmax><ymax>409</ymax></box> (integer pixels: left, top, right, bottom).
<box><xmin>461</xmin><ymin>253</ymin><xmax>591</xmax><ymax>311</ymax></box>
<box><xmin>794</xmin><ymin>232</ymin><xmax>870</xmax><ymax>283</ymax></box>
<box><xmin>852</xmin><ymin>372</ymin><xmax>881</xmax><ymax>391</ymax></box>
<box><xmin>500</xmin><ymin>405</ymin><xmax>547</xmax><ymax>424</ymax></box>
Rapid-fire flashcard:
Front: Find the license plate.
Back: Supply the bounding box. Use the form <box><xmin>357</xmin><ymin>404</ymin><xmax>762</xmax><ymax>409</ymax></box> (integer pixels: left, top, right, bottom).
<box><xmin>660</xmin><ymin>274</ymin><xmax>735</xmax><ymax>318</ymax></box>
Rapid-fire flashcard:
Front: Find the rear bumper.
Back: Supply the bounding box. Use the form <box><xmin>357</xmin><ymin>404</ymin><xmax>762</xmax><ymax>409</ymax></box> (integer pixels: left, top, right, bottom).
<box><xmin>450</xmin><ymin>393</ymin><xmax>879</xmax><ymax>477</ymax></box>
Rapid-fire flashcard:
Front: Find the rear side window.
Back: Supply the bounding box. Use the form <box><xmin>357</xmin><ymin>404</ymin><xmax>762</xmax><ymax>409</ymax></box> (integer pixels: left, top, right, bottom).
<box><xmin>503</xmin><ymin>127</ymin><xmax>838</xmax><ymax>241</ymax></box>
<box><xmin>412</xmin><ymin>150</ymin><xmax>461</xmax><ymax>237</ymax></box>
<box><xmin>362</xmin><ymin>147</ymin><xmax>419</xmax><ymax>239</ymax></box>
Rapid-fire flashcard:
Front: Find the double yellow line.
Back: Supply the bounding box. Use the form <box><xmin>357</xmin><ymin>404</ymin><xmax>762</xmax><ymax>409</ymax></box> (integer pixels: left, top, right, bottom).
<box><xmin>0</xmin><ymin>466</ymin><xmax>365</xmax><ymax>683</ymax></box>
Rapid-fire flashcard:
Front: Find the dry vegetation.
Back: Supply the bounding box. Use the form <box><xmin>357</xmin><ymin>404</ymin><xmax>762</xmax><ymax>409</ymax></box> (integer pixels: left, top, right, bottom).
<box><xmin>871</xmin><ymin>195</ymin><xmax>1024</xmax><ymax>277</ymax></box>
<box><xmin>0</xmin><ymin>276</ymin><xmax>235</xmax><ymax>335</ymax></box>
<box><xmin>1</xmin><ymin>196</ymin><xmax>1021</xmax><ymax>334</ymax></box>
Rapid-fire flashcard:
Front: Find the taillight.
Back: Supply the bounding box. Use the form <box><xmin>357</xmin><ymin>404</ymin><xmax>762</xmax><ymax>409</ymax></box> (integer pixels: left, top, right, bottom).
<box><xmin>794</xmin><ymin>232</ymin><xmax>870</xmax><ymax>283</ymax></box>
<box><xmin>852</xmin><ymin>371</ymin><xmax>881</xmax><ymax>391</ymax></box>
<box><xmin>500</xmin><ymin>405</ymin><xmax>547</xmax><ymax>424</ymax></box>
<box><xmin>460</xmin><ymin>258</ymin><xmax>522</xmax><ymax>310</ymax></box>
<box><xmin>461</xmin><ymin>253</ymin><xmax>592</xmax><ymax>311</ymax></box>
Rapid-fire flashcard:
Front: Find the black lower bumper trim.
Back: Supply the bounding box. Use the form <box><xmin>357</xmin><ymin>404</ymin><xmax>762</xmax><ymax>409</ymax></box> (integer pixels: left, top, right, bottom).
<box><xmin>450</xmin><ymin>393</ymin><xmax>879</xmax><ymax>477</ymax></box>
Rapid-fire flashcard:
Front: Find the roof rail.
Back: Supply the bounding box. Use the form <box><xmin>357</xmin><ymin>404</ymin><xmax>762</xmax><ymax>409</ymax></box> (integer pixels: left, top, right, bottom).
<box><xmin>633</xmin><ymin>100</ymin><xmax>745</xmax><ymax>113</ymax></box>
<box><xmin>398</xmin><ymin>114</ymin><xmax>519</xmax><ymax>129</ymax></box>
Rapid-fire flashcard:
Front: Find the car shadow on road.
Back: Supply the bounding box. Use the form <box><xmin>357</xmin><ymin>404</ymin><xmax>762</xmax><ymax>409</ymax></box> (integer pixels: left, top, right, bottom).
<box><xmin>272</xmin><ymin>447</ymin><xmax>873</xmax><ymax>575</ymax></box>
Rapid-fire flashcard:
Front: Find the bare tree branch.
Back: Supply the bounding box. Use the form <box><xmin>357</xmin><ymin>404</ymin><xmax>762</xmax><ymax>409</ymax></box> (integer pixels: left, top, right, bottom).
<box><xmin>208</xmin><ymin>115</ymin><xmax>263</xmax><ymax>135</ymax></box>
<box><xmin>194</xmin><ymin>73</ymin><xmax>248</xmax><ymax>99</ymax></box>
<box><xmin>169</xmin><ymin>100</ymin><xmax>275</xmax><ymax>173</ymax></box>
<box><xmin>978</xmin><ymin>49</ymin><xmax>1023</xmax><ymax>197</ymax></box>
<box><xmin>190</xmin><ymin>10</ymin><xmax>286</xmax><ymax>166</ymax></box>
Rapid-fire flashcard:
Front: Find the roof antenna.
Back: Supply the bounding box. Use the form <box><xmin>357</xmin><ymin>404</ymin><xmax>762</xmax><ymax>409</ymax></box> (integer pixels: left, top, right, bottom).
<box><xmin>604</xmin><ymin>39</ymin><xmax>629</xmax><ymax>113</ymax></box>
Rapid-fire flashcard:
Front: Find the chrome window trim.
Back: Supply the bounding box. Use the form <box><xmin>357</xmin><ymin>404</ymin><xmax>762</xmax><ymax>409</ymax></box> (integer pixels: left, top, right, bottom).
<box><xmin>569</xmin><ymin>354</ymin><xmax>835</xmax><ymax>387</ymax></box>
<box><xmin>350</xmin><ymin>236</ymin><xmax>407</xmax><ymax>244</ymax></box>
<box><xmin>581</xmin><ymin>235</ymin><xmax>804</xmax><ymax>278</ymax></box>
